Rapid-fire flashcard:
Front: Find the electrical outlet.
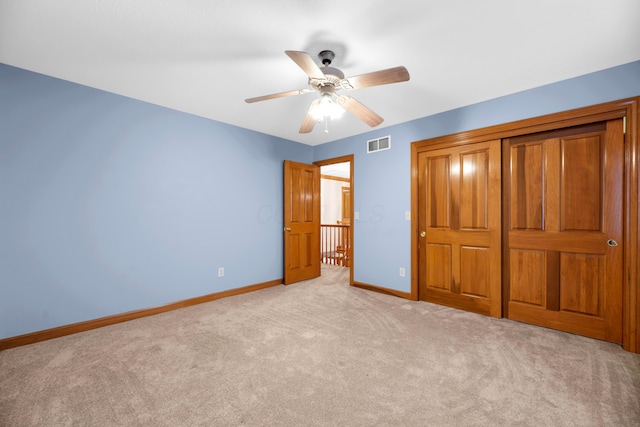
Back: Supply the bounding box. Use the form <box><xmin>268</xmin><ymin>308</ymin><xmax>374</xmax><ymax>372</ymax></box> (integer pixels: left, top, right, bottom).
<box><xmin>218</xmin><ymin>267</ymin><xmax>224</xmax><ymax>277</ymax></box>
<box><xmin>399</xmin><ymin>267</ymin><xmax>405</xmax><ymax>277</ymax></box>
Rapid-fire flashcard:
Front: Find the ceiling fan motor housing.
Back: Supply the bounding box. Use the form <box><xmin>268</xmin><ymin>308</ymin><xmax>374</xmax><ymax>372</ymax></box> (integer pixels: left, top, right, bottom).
<box><xmin>310</xmin><ymin>67</ymin><xmax>344</xmax><ymax>91</ymax></box>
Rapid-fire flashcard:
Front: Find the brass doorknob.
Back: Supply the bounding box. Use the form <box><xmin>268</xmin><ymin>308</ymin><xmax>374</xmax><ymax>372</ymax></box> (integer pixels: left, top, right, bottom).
<box><xmin>284</xmin><ymin>227</ymin><xmax>292</xmax><ymax>232</ymax></box>
<box><xmin>607</xmin><ymin>239</ymin><xmax>618</xmax><ymax>247</ymax></box>
<box><xmin>420</xmin><ymin>231</ymin><xmax>426</xmax><ymax>238</ymax></box>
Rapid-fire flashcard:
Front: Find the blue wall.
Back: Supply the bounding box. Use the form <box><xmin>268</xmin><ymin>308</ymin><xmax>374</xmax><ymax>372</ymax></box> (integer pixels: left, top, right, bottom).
<box><xmin>2</xmin><ymin>60</ymin><xmax>639</xmax><ymax>340</ymax></box>
<box><xmin>313</xmin><ymin>60</ymin><xmax>640</xmax><ymax>293</ymax></box>
<box><xmin>0</xmin><ymin>64</ymin><xmax>311</xmax><ymax>339</ymax></box>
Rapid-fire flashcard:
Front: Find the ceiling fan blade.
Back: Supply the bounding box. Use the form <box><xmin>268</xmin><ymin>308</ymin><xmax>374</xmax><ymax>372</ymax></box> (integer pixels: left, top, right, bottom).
<box><xmin>285</xmin><ymin>50</ymin><xmax>326</xmax><ymax>80</ymax></box>
<box><xmin>299</xmin><ymin>105</ymin><xmax>318</xmax><ymax>134</ymax></box>
<box><xmin>337</xmin><ymin>95</ymin><xmax>383</xmax><ymax>127</ymax></box>
<box><xmin>343</xmin><ymin>66</ymin><xmax>410</xmax><ymax>90</ymax></box>
<box><xmin>245</xmin><ymin>88</ymin><xmax>311</xmax><ymax>103</ymax></box>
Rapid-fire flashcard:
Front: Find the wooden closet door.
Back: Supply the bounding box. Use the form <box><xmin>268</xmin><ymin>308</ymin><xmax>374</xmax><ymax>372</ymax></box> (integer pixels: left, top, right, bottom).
<box><xmin>504</xmin><ymin>120</ymin><xmax>624</xmax><ymax>342</ymax></box>
<box><xmin>417</xmin><ymin>139</ymin><xmax>502</xmax><ymax>317</ymax></box>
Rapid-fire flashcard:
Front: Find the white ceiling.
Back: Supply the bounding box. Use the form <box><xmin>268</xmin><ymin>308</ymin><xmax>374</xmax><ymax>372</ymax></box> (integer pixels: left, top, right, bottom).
<box><xmin>321</xmin><ymin>162</ymin><xmax>350</xmax><ymax>179</ymax></box>
<box><xmin>1</xmin><ymin>0</ymin><xmax>639</xmax><ymax>146</ymax></box>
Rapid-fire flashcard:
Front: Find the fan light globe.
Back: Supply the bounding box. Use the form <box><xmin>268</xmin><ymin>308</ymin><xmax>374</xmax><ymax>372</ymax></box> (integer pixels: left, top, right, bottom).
<box><xmin>310</xmin><ymin>93</ymin><xmax>344</xmax><ymax>121</ymax></box>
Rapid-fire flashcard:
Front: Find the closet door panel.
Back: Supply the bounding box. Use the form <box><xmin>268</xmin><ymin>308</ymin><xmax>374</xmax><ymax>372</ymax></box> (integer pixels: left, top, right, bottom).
<box><xmin>417</xmin><ymin>140</ymin><xmax>502</xmax><ymax>317</ymax></box>
<box><xmin>504</xmin><ymin>120</ymin><xmax>624</xmax><ymax>342</ymax></box>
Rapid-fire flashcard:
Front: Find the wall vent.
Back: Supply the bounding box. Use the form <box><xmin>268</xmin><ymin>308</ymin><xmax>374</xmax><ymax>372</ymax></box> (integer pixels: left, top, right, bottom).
<box><xmin>367</xmin><ymin>136</ymin><xmax>391</xmax><ymax>153</ymax></box>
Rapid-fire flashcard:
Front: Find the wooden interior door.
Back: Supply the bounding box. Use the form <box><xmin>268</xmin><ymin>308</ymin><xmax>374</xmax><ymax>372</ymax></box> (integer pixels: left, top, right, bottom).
<box><xmin>417</xmin><ymin>139</ymin><xmax>502</xmax><ymax>317</ymax></box>
<box><xmin>341</xmin><ymin>186</ymin><xmax>351</xmax><ymax>224</ymax></box>
<box><xmin>504</xmin><ymin>120</ymin><xmax>624</xmax><ymax>342</ymax></box>
<box><xmin>283</xmin><ymin>160</ymin><xmax>321</xmax><ymax>284</ymax></box>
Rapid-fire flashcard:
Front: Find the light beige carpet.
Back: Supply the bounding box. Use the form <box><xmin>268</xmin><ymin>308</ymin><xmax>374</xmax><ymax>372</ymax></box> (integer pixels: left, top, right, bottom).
<box><xmin>1</xmin><ymin>265</ymin><xmax>639</xmax><ymax>426</ymax></box>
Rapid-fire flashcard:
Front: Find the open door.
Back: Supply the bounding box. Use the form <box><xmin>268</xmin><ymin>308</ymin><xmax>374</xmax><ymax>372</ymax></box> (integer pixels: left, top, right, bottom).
<box><xmin>283</xmin><ymin>160</ymin><xmax>321</xmax><ymax>284</ymax></box>
<box><xmin>341</xmin><ymin>186</ymin><xmax>351</xmax><ymax>225</ymax></box>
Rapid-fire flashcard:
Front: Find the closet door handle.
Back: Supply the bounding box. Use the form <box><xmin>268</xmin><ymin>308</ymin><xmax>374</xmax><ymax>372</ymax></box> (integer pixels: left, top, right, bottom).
<box><xmin>284</xmin><ymin>227</ymin><xmax>292</xmax><ymax>232</ymax></box>
<box><xmin>607</xmin><ymin>239</ymin><xmax>618</xmax><ymax>247</ymax></box>
<box><xmin>420</xmin><ymin>231</ymin><xmax>426</xmax><ymax>238</ymax></box>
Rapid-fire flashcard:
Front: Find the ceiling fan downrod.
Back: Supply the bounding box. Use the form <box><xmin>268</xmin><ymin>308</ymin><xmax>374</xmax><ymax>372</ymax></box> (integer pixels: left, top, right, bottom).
<box><xmin>318</xmin><ymin>50</ymin><xmax>335</xmax><ymax>66</ymax></box>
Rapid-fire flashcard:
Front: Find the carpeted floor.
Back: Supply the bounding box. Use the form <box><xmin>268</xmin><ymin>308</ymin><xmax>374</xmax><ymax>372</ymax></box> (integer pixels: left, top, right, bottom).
<box><xmin>1</xmin><ymin>265</ymin><xmax>639</xmax><ymax>426</ymax></box>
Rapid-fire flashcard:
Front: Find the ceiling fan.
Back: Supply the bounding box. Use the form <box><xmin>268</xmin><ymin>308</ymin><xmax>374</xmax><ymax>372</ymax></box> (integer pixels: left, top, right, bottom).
<box><xmin>245</xmin><ymin>50</ymin><xmax>410</xmax><ymax>133</ymax></box>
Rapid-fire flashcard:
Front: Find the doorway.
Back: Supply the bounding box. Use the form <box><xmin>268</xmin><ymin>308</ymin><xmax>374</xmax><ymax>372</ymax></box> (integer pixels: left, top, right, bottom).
<box><xmin>315</xmin><ymin>155</ymin><xmax>354</xmax><ymax>285</ymax></box>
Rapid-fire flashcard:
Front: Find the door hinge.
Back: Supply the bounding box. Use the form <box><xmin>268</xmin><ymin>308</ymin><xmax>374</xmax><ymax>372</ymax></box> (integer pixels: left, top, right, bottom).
<box><xmin>623</xmin><ymin>116</ymin><xmax>627</xmax><ymax>134</ymax></box>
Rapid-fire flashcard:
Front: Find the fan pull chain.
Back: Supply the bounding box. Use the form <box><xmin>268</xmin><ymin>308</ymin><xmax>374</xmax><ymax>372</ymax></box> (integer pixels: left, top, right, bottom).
<box><xmin>324</xmin><ymin>116</ymin><xmax>329</xmax><ymax>133</ymax></box>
